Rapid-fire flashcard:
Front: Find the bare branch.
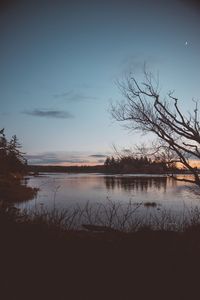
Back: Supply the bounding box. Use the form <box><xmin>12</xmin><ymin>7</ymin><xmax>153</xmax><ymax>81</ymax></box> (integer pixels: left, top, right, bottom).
<box><xmin>111</xmin><ymin>67</ymin><xmax>200</xmax><ymax>186</ymax></box>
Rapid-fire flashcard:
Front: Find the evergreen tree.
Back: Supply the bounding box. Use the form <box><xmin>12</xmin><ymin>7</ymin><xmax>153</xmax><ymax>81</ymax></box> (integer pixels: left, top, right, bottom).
<box><xmin>0</xmin><ymin>129</ymin><xmax>27</xmax><ymax>174</ymax></box>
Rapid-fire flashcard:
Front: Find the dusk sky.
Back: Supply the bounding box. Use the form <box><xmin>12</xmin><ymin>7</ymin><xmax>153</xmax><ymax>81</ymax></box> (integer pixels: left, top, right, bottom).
<box><xmin>1</xmin><ymin>0</ymin><xmax>200</xmax><ymax>165</ymax></box>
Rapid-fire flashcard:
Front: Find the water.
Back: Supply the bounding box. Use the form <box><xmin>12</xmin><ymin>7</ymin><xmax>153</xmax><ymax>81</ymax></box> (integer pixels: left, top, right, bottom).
<box><xmin>18</xmin><ymin>173</ymin><xmax>200</xmax><ymax>214</ymax></box>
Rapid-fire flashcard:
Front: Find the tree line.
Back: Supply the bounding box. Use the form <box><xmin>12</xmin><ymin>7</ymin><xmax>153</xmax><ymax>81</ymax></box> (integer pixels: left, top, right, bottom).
<box><xmin>104</xmin><ymin>155</ymin><xmax>177</xmax><ymax>174</ymax></box>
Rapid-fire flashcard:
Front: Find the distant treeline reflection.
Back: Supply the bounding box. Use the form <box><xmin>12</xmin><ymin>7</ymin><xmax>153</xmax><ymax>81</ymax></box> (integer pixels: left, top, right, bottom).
<box><xmin>104</xmin><ymin>176</ymin><xmax>168</xmax><ymax>192</ymax></box>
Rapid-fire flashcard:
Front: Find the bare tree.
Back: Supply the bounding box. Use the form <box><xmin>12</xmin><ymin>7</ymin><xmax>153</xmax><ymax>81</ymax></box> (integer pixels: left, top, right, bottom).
<box><xmin>111</xmin><ymin>69</ymin><xmax>200</xmax><ymax>186</ymax></box>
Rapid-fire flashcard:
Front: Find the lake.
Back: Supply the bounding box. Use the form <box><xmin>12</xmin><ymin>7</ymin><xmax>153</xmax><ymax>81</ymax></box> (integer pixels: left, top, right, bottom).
<box><xmin>19</xmin><ymin>173</ymin><xmax>200</xmax><ymax>215</ymax></box>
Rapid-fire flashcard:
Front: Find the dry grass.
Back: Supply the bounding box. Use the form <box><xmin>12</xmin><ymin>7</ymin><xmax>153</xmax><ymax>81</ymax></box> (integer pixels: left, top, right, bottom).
<box><xmin>1</xmin><ymin>198</ymin><xmax>200</xmax><ymax>300</ymax></box>
<box><xmin>9</xmin><ymin>198</ymin><xmax>200</xmax><ymax>234</ymax></box>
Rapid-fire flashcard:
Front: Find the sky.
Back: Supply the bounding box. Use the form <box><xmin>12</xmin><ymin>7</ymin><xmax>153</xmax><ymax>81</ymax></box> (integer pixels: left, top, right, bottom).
<box><xmin>1</xmin><ymin>0</ymin><xmax>200</xmax><ymax>165</ymax></box>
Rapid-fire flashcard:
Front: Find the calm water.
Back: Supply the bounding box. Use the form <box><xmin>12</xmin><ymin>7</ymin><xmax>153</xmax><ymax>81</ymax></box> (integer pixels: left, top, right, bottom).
<box><xmin>18</xmin><ymin>173</ymin><xmax>200</xmax><ymax>214</ymax></box>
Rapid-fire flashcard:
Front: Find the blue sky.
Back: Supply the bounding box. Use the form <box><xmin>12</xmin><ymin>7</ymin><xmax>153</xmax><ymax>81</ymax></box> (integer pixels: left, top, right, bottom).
<box><xmin>1</xmin><ymin>0</ymin><xmax>200</xmax><ymax>165</ymax></box>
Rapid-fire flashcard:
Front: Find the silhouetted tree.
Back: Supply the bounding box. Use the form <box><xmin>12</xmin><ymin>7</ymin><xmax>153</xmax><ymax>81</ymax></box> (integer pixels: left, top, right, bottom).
<box><xmin>0</xmin><ymin>129</ymin><xmax>27</xmax><ymax>174</ymax></box>
<box><xmin>104</xmin><ymin>153</ymin><xmax>170</xmax><ymax>174</ymax></box>
<box><xmin>111</xmin><ymin>69</ymin><xmax>200</xmax><ymax>185</ymax></box>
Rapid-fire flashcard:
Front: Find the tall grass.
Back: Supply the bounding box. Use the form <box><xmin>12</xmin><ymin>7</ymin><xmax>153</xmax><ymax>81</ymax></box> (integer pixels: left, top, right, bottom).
<box><xmin>8</xmin><ymin>199</ymin><xmax>200</xmax><ymax>233</ymax></box>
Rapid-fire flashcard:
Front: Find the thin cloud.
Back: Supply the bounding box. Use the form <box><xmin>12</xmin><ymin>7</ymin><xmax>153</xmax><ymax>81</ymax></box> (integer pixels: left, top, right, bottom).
<box><xmin>90</xmin><ymin>154</ymin><xmax>107</xmax><ymax>158</ymax></box>
<box><xmin>26</xmin><ymin>153</ymin><xmax>89</xmax><ymax>165</ymax></box>
<box><xmin>53</xmin><ymin>91</ymin><xmax>72</xmax><ymax>99</ymax></box>
<box><xmin>22</xmin><ymin>109</ymin><xmax>74</xmax><ymax>119</ymax></box>
<box><xmin>26</xmin><ymin>151</ymin><xmax>107</xmax><ymax>165</ymax></box>
<box><xmin>53</xmin><ymin>90</ymin><xmax>98</xmax><ymax>102</ymax></box>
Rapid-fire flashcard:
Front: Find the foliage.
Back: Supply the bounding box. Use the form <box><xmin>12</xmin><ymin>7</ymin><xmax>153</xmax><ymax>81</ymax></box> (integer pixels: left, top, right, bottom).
<box><xmin>0</xmin><ymin>129</ymin><xmax>27</xmax><ymax>174</ymax></box>
<box><xmin>104</xmin><ymin>154</ymin><xmax>176</xmax><ymax>173</ymax></box>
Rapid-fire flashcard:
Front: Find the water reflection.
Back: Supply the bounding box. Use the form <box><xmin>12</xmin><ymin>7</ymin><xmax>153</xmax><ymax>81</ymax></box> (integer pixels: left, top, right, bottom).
<box><xmin>104</xmin><ymin>176</ymin><xmax>168</xmax><ymax>192</ymax></box>
<box><xmin>17</xmin><ymin>173</ymin><xmax>200</xmax><ymax>214</ymax></box>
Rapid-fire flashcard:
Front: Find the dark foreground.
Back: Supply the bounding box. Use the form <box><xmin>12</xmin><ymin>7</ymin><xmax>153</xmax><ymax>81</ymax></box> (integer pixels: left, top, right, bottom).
<box><xmin>1</xmin><ymin>215</ymin><xmax>200</xmax><ymax>300</ymax></box>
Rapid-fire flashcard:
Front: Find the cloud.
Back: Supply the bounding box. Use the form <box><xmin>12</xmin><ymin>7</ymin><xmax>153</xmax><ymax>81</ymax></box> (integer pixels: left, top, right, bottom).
<box><xmin>90</xmin><ymin>154</ymin><xmax>107</xmax><ymax>158</ymax></box>
<box><xmin>26</xmin><ymin>152</ymin><xmax>89</xmax><ymax>165</ymax></box>
<box><xmin>26</xmin><ymin>151</ymin><xmax>107</xmax><ymax>165</ymax></box>
<box><xmin>22</xmin><ymin>109</ymin><xmax>74</xmax><ymax>119</ymax></box>
<box><xmin>53</xmin><ymin>90</ymin><xmax>98</xmax><ymax>102</ymax></box>
<box><xmin>53</xmin><ymin>91</ymin><xmax>72</xmax><ymax>99</ymax></box>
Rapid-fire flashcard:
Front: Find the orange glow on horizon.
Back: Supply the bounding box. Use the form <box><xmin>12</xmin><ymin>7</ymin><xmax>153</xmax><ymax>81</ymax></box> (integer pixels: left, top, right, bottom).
<box><xmin>60</xmin><ymin>160</ymin><xmax>200</xmax><ymax>169</ymax></box>
<box><xmin>176</xmin><ymin>160</ymin><xmax>200</xmax><ymax>169</ymax></box>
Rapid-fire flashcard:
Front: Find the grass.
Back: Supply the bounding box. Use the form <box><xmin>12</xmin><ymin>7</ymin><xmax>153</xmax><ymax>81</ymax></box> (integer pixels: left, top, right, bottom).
<box><xmin>1</xmin><ymin>203</ymin><xmax>200</xmax><ymax>300</ymax></box>
<box><xmin>2</xmin><ymin>193</ymin><xmax>200</xmax><ymax>299</ymax></box>
<box><xmin>15</xmin><ymin>199</ymin><xmax>200</xmax><ymax>234</ymax></box>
